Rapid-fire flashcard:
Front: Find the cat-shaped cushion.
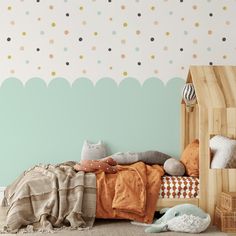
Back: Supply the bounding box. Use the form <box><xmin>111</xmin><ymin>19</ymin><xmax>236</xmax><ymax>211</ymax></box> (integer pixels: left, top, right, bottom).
<box><xmin>81</xmin><ymin>140</ymin><xmax>107</xmax><ymax>161</ymax></box>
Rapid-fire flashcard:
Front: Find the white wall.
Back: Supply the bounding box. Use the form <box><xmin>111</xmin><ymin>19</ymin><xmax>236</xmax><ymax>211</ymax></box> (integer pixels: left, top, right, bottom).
<box><xmin>0</xmin><ymin>0</ymin><xmax>235</xmax><ymax>84</ymax></box>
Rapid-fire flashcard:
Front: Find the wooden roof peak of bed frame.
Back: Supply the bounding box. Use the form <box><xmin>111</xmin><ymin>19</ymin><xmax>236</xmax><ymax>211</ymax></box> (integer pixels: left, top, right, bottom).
<box><xmin>187</xmin><ymin>65</ymin><xmax>236</xmax><ymax>109</ymax></box>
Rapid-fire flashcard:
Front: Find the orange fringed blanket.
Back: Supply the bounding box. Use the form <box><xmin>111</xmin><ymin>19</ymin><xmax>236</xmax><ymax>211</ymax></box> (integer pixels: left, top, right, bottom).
<box><xmin>95</xmin><ymin>162</ymin><xmax>164</xmax><ymax>223</ymax></box>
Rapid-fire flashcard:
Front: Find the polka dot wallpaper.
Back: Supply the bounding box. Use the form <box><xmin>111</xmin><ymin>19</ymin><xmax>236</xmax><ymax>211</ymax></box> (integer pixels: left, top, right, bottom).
<box><xmin>0</xmin><ymin>0</ymin><xmax>236</xmax><ymax>84</ymax></box>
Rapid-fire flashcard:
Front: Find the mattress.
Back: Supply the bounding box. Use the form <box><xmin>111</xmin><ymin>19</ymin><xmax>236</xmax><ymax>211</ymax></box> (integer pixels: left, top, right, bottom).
<box><xmin>159</xmin><ymin>176</ymin><xmax>199</xmax><ymax>199</ymax></box>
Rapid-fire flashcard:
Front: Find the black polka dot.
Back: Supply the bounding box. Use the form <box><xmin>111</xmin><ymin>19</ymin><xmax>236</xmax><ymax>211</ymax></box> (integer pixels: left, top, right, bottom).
<box><xmin>66</xmin><ymin>62</ymin><xmax>69</xmax><ymax>66</ymax></box>
<box><xmin>222</xmin><ymin>37</ymin><xmax>226</xmax><ymax>42</ymax></box>
<box><xmin>7</xmin><ymin>37</ymin><xmax>11</xmax><ymax>41</ymax></box>
<box><xmin>209</xmin><ymin>62</ymin><xmax>213</xmax><ymax>65</ymax></box>
<box><xmin>150</xmin><ymin>37</ymin><xmax>155</xmax><ymax>42</ymax></box>
<box><xmin>36</xmin><ymin>48</ymin><xmax>40</xmax><ymax>51</ymax></box>
<box><xmin>137</xmin><ymin>13</ymin><xmax>141</xmax><ymax>17</ymax></box>
<box><xmin>108</xmin><ymin>48</ymin><xmax>112</xmax><ymax>51</ymax></box>
<box><xmin>137</xmin><ymin>62</ymin><xmax>141</xmax><ymax>66</ymax></box>
<box><xmin>78</xmin><ymin>37</ymin><xmax>83</xmax><ymax>41</ymax></box>
<box><xmin>108</xmin><ymin>0</ymin><xmax>112</xmax><ymax>2</ymax></box>
<box><xmin>66</xmin><ymin>13</ymin><xmax>69</xmax><ymax>17</ymax></box>
<box><xmin>180</xmin><ymin>0</ymin><xmax>183</xmax><ymax>2</ymax></box>
<box><xmin>36</xmin><ymin>0</ymin><xmax>40</xmax><ymax>2</ymax></box>
<box><xmin>209</xmin><ymin>13</ymin><xmax>213</xmax><ymax>17</ymax></box>
<box><xmin>180</xmin><ymin>48</ymin><xmax>183</xmax><ymax>51</ymax></box>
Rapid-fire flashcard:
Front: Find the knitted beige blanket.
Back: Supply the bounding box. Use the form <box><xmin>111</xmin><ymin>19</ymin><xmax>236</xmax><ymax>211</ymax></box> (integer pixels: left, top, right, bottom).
<box><xmin>1</xmin><ymin>162</ymin><xmax>96</xmax><ymax>233</ymax></box>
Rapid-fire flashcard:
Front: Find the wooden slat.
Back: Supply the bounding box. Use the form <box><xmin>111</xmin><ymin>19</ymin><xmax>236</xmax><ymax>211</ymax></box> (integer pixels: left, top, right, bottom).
<box><xmin>227</xmin><ymin>108</ymin><xmax>236</xmax><ymax>192</ymax></box>
<box><xmin>225</xmin><ymin>66</ymin><xmax>236</xmax><ymax>107</ymax></box>
<box><xmin>227</xmin><ymin>108</ymin><xmax>236</xmax><ymax>137</ymax></box>
<box><xmin>190</xmin><ymin>66</ymin><xmax>211</xmax><ymax>108</ymax></box>
<box><xmin>156</xmin><ymin>198</ymin><xmax>199</xmax><ymax>210</ymax></box>
<box><xmin>198</xmin><ymin>107</ymin><xmax>208</xmax><ymax>212</ymax></box>
<box><xmin>214</xmin><ymin>66</ymin><xmax>236</xmax><ymax>107</ymax></box>
<box><xmin>209</xmin><ymin>108</ymin><xmax>227</xmax><ymax>135</ymax></box>
<box><xmin>222</xmin><ymin>169</ymin><xmax>229</xmax><ymax>192</ymax></box>
<box><xmin>202</xmin><ymin>67</ymin><xmax>226</xmax><ymax>108</ymax></box>
<box><xmin>181</xmin><ymin>104</ymin><xmax>187</xmax><ymax>152</ymax></box>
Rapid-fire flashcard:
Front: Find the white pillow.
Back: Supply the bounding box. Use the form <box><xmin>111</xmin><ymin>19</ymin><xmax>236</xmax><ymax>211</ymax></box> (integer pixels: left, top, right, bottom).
<box><xmin>210</xmin><ymin>135</ymin><xmax>236</xmax><ymax>168</ymax></box>
<box><xmin>81</xmin><ymin>140</ymin><xmax>107</xmax><ymax>161</ymax></box>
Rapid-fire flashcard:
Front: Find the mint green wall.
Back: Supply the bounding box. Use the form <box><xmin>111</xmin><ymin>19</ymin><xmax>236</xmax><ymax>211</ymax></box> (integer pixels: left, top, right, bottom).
<box><xmin>0</xmin><ymin>77</ymin><xmax>184</xmax><ymax>186</ymax></box>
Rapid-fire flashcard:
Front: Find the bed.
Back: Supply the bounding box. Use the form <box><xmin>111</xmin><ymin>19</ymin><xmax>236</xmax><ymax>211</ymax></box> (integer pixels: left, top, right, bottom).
<box><xmin>2</xmin><ymin>163</ymin><xmax>200</xmax><ymax>232</ymax></box>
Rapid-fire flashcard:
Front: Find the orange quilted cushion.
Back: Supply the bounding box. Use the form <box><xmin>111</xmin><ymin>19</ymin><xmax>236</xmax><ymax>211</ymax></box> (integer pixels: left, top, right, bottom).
<box><xmin>180</xmin><ymin>139</ymin><xmax>199</xmax><ymax>177</ymax></box>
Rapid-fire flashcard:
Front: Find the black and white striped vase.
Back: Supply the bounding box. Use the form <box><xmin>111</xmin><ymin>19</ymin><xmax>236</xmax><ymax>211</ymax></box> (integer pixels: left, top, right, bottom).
<box><xmin>182</xmin><ymin>83</ymin><xmax>196</xmax><ymax>112</ymax></box>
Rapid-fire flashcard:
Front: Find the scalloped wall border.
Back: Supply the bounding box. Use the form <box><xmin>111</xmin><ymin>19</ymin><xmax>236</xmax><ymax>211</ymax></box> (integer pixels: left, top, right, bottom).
<box><xmin>1</xmin><ymin>77</ymin><xmax>185</xmax><ymax>87</ymax></box>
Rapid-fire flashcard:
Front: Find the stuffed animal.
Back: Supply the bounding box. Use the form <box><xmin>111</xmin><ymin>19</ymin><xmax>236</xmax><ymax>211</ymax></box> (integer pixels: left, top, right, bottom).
<box><xmin>145</xmin><ymin>204</ymin><xmax>211</xmax><ymax>233</ymax></box>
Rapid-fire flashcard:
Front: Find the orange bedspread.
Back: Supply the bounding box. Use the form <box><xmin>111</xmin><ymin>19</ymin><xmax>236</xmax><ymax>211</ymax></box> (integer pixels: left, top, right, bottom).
<box><xmin>96</xmin><ymin>162</ymin><xmax>164</xmax><ymax>223</ymax></box>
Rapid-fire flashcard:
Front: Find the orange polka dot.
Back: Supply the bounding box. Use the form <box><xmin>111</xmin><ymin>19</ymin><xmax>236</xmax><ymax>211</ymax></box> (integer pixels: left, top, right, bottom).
<box><xmin>208</xmin><ymin>30</ymin><xmax>213</xmax><ymax>35</ymax></box>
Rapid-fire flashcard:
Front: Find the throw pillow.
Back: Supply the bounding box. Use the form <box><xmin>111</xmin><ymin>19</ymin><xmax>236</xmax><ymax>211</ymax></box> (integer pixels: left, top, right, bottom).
<box><xmin>111</xmin><ymin>150</ymin><xmax>171</xmax><ymax>165</ymax></box>
<box><xmin>180</xmin><ymin>139</ymin><xmax>199</xmax><ymax>177</ymax></box>
<box><xmin>210</xmin><ymin>135</ymin><xmax>236</xmax><ymax>168</ymax></box>
<box><xmin>164</xmin><ymin>158</ymin><xmax>185</xmax><ymax>176</ymax></box>
<box><xmin>81</xmin><ymin>140</ymin><xmax>107</xmax><ymax>161</ymax></box>
<box><xmin>74</xmin><ymin>158</ymin><xmax>118</xmax><ymax>174</ymax></box>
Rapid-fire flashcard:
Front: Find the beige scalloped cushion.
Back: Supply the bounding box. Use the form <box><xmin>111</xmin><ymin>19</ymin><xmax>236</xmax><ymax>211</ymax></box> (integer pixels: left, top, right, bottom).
<box><xmin>180</xmin><ymin>139</ymin><xmax>199</xmax><ymax>177</ymax></box>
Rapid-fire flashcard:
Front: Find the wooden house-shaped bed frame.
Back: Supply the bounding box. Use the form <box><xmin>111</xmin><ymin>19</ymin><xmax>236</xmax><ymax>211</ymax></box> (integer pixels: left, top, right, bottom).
<box><xmin>157</xmin><ymin>65</ymin><xmax>236</xmax><ymax>220</ymax></box>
